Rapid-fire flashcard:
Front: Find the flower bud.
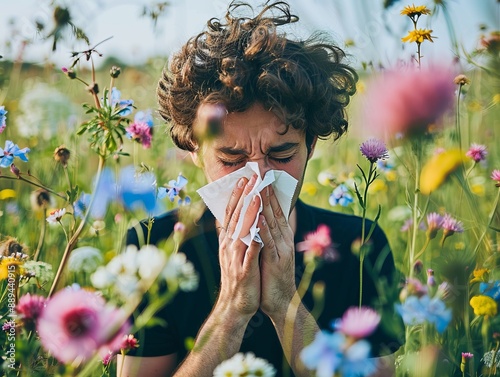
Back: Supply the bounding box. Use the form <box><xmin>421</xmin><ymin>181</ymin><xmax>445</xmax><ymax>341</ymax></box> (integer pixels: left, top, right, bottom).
<box><xmin>10</xmin><ymin>163</ymin><xmax>20</xmax><ymax>178</ymax></box>
<box><xmin>54</xmin><ymin>145</ymin><xmax>71</xmax><ymax>166</ymax></box>
<box><xmin>87</xmin><ymin>82</ymin><xmax>99</xmax><ymax>95</ymax></box>
<box><xmin>110</xmin><ymin>66</ymin><xmax>121</xmax><ymax>78</ymax></box>
<box><xmin>30</xmin><ymin>189</ymin><xmax>51</xmax><ymax>211</ymax></box>
<box><xmin>454</xmin><ymin>74</ymin><xmax>470</xmax><ymax>86</ymax></box>
<box><xmin>62</xmin><ymin>67</ymin><xmax>77</xmax><ymax>79</ymax></box>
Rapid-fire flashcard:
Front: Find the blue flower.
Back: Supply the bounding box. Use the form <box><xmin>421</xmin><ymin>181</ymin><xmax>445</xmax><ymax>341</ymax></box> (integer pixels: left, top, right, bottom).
<box><xmin>110</xmin><ymin>87</ymin><xmax>134</xmax><ymax>116</ymax></box>
<box><xmin>0</xmin><ymin>140</ymin><xmax>30</xmax><ymax>168</ymax></box>
<box><xmin>158</xmin><ymin>173</ymin><xmax>188</xmax><ymax>202</ymax></box>
<box><xmin>89</xmin><ymin>168</ymin><xmax>117</xmax><ymax>219</ymax></box>
<box><xmin>133</xmin><ymin>110</ymin><xmax>154</xmax><ymax>128</ymax></box>
<box><xmin>119</xmin><ymin>165</ymin><xmax>157</xmax><ymax>213</ymax></box>
<box><xmin>301</xmin><ymin>331</ymin><xmax>377</xmax><ymax>377</ymax></box>
<box><xmin>73</xmin><ymin>192</ymin><xmax>91</xmax><ymax>219</ymax></box>
<box><xmin>480</xmin><ymin>281</ymin><xmax>500</xmax><ymax>302</ymax></box>
<box><xmin>395</xmin><ymin>294</ymin><xmax>451</xmax><ymax>333</ymax></box>
<box><xmin>0</xmin><ymin>106</ymin><xmax>7</xmax><ymax>133</ymax></box>
<box><xmin>329</xmin><ymin>184</ymin><xmax>353</xmax><ymax>207</ymax></box>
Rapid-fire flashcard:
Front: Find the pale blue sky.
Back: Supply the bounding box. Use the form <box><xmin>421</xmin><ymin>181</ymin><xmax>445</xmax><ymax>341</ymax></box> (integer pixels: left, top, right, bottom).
<box><xmin>0</xmin><ymin>0</ymin><xmax>497</xmax><ymax>69</ymax></box>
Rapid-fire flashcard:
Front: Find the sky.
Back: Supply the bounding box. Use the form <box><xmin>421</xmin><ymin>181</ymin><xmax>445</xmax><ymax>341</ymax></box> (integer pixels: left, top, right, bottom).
<box><xmin>0</xmin><ymin>0</ymin><xmax>498</xmax><ymax>69</ymax></box>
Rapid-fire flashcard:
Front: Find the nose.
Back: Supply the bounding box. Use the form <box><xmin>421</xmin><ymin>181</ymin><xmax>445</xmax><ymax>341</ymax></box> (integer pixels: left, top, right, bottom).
<box><xmin>254</xmin><ymin>157</ymin><xmax>272</xmax><ymax>177</ymax></box>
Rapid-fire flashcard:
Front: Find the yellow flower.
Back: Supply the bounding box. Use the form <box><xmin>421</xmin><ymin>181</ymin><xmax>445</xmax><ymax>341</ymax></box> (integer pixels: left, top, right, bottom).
<box><xmin>467</xmin><ymin>100</ymin><xmax>482</xmax><ymax>112</ymax></box>
<box><xmin>301</xmin><ymin>182</ymin><xmax>318</xmax><ymax>196</ymax></box>
<box><xmin>471</xmin><ymin>268</ymin><xmax>489</xmax><ymax>283</ymax></box>
<box><xmin>0</xmin><ymin>258</ymin><xmax>23</xmax><ymax>280</ymax></box>
<box><xmin>420</xmin><ymin>149</ymin><xmax>464</xmax><ymax>195</ymax></box>
<box><xmin>470</xmin><ymin>295</ymin><xmax>497</xmax><ymax>317</ymax></box>
<box><xmin>368</xmin><ymin>179</ymin><xmax>387</xmax><ymax>194</ymax></box>
<box><xmin>385</xmin><ymin>170</ymin><xmax>397</xmax><ymax>182</ymax></box>
<box><xmin>0</xmin><ymin>189</ymin><xmax>16</xmax><ymax>200</ymax></box>
<box><xmin>401</xmin><ymin>4</ymin><xmax>431</xmax><ymax>17</ymax></box>
<box><xmin>402</xmin><ymin>29</ymin><xmax>435</xmax><ymax>44</ymax></box>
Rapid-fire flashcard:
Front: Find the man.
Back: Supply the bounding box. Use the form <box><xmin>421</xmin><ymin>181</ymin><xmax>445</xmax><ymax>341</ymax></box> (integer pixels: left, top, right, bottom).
<box><xmin>120</xmin><ymin>2</ymin><xmax>399</xmax><ymax>376</ymax></box>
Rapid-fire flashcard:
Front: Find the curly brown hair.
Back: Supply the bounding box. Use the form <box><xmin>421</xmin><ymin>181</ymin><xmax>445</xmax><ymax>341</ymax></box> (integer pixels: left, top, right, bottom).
<box><xmin>157</xmin><ymin>1</ymin><xmax>358</xmax><ymax>152</ymax></box>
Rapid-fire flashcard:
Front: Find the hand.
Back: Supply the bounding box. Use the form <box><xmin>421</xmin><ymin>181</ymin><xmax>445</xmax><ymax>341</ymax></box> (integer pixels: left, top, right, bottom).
<box><xmin>258</xmin><ymin>185</ymin><xmax>297</xmax><ymax>319</ymax></box>
<box><xmin>216</xmin><ymin>174</ymin><xmax>262</xmax><ymax>317</ymax></box>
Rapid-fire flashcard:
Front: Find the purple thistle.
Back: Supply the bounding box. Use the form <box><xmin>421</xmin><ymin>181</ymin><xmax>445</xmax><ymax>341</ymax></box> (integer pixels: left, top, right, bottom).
<box><xmin>466</xmin><ymin>143</ymin><xmax>487</xmax><ymax>163</ymax></box>
<box><xmin>426</xmin><ymin>212</ymin><xmax>443</xmax><ymax>239</ymax></box>
<box><xmin>359</xmin><ymin>138</ymin><xmax>389</xmax><ymax>163</ymax></box>
<box><xmin>442</xmin><ymin>214</ymin><xmax>464</xmax><ymax>237</ymax></box>
<box><xmin>491</xmin><ymin>170</ymin><xmax>500</xmax><ymax>185</ymax></box>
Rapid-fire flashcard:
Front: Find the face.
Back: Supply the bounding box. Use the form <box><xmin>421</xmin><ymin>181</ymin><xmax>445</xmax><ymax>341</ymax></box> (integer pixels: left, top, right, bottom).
<box><xmin>191</xmin><ymin>102</ymin><xmax>315</xmax><ymax>214</ymax></box>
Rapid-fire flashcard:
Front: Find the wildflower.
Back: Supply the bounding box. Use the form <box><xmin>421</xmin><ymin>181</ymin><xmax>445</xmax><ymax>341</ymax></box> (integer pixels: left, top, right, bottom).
<box><xmin>420</xmin><ymin>149</ymin><xmax>464</xmax><ymax>195</ymax></box>
<box><xmin>16</xmin><ymin>293</ymin><xmax>46</xmax><ymax>331</ymax></box>
<box><xmin>426</xmin><ymin>212</ymin><xmax>443</xmax><ymax>239</ymax></box>
<box><xmin>454</xmin><ymin>74</ymin><xmax>470</xmax><ymax>85</ymax></box>
<box><xmin>483</xmin><ymin>350</ymin><xmax>500</xmax><ymax>369</ymax></box>
<box><xmin>427</xmin><ymin>269</ymin><xmax>436</xmax><ymax>287</ymax></box>
<box><xmin>396</xmin><ymin>294</ymin><xmax>451</xmax><ymax>333</ymax></box>
<box><xmin>491</xmin><ymin>170</ymin><xmax>500</xmax><ymax>186</ymax></box>
<box><xmin>54</xmin><ymin>145</ymin><xmax>71</xmax><ymax>166</ymax></box>
<box><xmin>480</xmin><ymin>281</ymin><xmax>500</xmax><ymax>302</ymax></box>
<box><xmin>102</xmin><ymin>351</ymin><xmax>114</xmax><ymax>366</ymax></box>
<box><xmin>470</xmin><ymin>295</ymin><xmax>497</xmax><ymax>317</ymax></box>
<box><xmin>363</xmin><ymin>66</ymin><xmax>455</xmax><ymax>138</ymax></box>
<box><xmin>471</xmin><ymin>268</ymin><xmax>490</xmax><ymax>283</ymax></box>
<box><xmin>73</xmin><ymin>192</ymin><xmax>91</xmax><ymax>219</ymax></box>
<box><xmin>300</xmin><ymin>330</ymin><xmax>377</xmax><ymax>377</ymax></box>
<box><xmin>46</xmin><ymin>208</ymin><xmax>66</xmax><ymax>224</ymax></box>
<box><xmin>0</xmin><ymin>189</ymin><xmax>16</xmax><ymax>201</ymax></box>
<box><xmin>87</xmin><ymin>82</ymin><xmax>99</xmax><ymax>95</ymax></box>
<box><xmin>0</xmin><ymin>140</ymin><xmax>31</xmax><ymax>168</ymax></box>
<box><xmin>120</xmin><ymin>334</ymin><xmax>139</xmax><ymax>352</ymax></box>
<box><xmin>296</xmin><ymin>224</ymin><xmax>337</xmax><ymax>262</ymax></box>
<box><xmin>466</xmin><ymin>143</ymin><xmax>487</xmax><ymax>163</ymax></box>
<box><xmin>301</xmin><ymin>182</ymin><xmax>318</xmax><ymax>196</ymax></box>
<box><xmin>441</xmin><ymin>214</ymin><xmax>464</xmax><ymax>237</ymax></box>
<box><xmin>68</xmin><ymin>246</ymin><xmax>103</xmax><ymax>274</ymax></box>
<box><xmin>61</xmin><ymin>67</ymin><xmax>76</xmax><ymax>79</ymax></box>
<box><xmin>333</xmin><ymin>306</ymin><xmax>380</xmax><ymax>339</ymax></box>
<box><xmin>213</xmin><ymin>352</ymin><xmax>276</xmax><ymax>377</ymax></box>
<box><xmin>158</xmin><ymin>173</ymin><xmax>190</xmax><ymax>204</ymax></box>
<box><xmin>402</xmin><ymin>29</ymin><xmax>435</xmax><ymax>44</ymax></box>
<box><xmin>317</xmin><ymin>171</ymin><xmax>335</xmax><ymax>186</ymax></box>
<box><xmin>109</xmin><ymin>66</ymin><xmax>121</xmax><ymax>78</ymax></box>
<box><xmin>194</xmin><ymin>103</ymin><xmax>226</xmax><ymax>141</ymax></box>
<box><xmin>461</xmin><ymin>352</ymin><xmax>473</xmax><ymax>373</ymax></box>
<box><xmin>126</xmin><ymin>110</ymin><xmax>154</xmax><ymax>148</ymax></box>
<box><xmin>10</xmin><ymin>163</ymin><xmax>20</xmax><ymax>177</ymax></box>
<box><xmin>2</xmin><ymin>320</ymin><xmax>15</xmax><ymax>332</ymax></box>
<box><xmin>90</xmin><ymin>168</ymin><xmax>117</xmax><ymax>219</ymax></box>
<box><xmin>162</xmin><ymin>252</ymin><xmax>199</xmax><ymax>292</ymax></box>
<box><xmin>110</xmin><ymin>87</ymin><xmax>133</xmax><ymax>116</ymax></box>
<box><xmin>400</xmin><ymin>4</ymin><xmax>431</xmax><ymax>18</ymax></box>
<box><xmin>118</xmin><ymin>166</ymin><xmax>157</xmax><ymax>213</ymax></box>
<box><xmin>359</xmin><ymin>138</ymin><xmax>389</xmax><ymax>163</ymax></box>
<box><xmin>329</xmin><ymin>184</ymin><xmax>353</xmax><ymax>207</ymax></box>
<box><xmin>37</xmin><ymin>288</ymin><xmax>130</xmax><ymax>364</ymax></box>
<box><xmin>23</xmin><ymin>261</ymin><xmax>53</xmax><ymax>285</ymax></box>
<box><xmin>399</xmin><ymin>278</ymin><xmax>428</xmax><ymax>301</ymax></box>
<box><xmin>413</xmin><ymin>260</ymin><xmax>424</xmax><ymax>275</ymax></box>
<box><xmin>30</xmin><ymin>189</ymin><xmax>51</xmax><ymax>211</ymax></box>
<box><xmin>0</xmin><ymin>106</ymin><xmax>7</xmax><ymax>133</ymax></box>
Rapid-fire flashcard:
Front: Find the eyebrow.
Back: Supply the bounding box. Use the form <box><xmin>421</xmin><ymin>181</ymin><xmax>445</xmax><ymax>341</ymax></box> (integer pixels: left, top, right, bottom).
<box><xmin>217</xmin><ymin>142</ymin><xmax>300</xmax><ymax>155</ymax></box>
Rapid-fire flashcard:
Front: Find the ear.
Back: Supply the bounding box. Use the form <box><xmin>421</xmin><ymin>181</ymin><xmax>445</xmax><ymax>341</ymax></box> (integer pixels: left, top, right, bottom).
<box><xmin>189</xmin><ymin>151</ymin><xmax>201</xmax><ymax>167</ymax></box>
<box><xmin>307</xmin><ymin>136</ymin><xmax>318</xmax><ymax>160</ymax></box>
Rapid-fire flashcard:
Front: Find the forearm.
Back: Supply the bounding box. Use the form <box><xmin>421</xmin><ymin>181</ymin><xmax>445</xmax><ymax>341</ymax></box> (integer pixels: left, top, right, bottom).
<box><xmin>173</xmin><ymin>303</ymin><xmax>252</xmax><ymax>377</ymax></box>
<box><xmin>270</xmin><ymin>293</ymin><xmax>318</xmax><ymax>377</ymax></box>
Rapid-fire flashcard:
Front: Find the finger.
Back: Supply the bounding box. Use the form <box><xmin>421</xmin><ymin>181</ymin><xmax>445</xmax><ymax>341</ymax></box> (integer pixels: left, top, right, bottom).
<box><xmin>238</xmin><ymin>194</ymin><xmax>261</xmax><ymax>238</ymax></box>
<box><xmin>258</xmin><ymin>214</ymin><xmax>278</xmax><ymax>262</ymax></box>
<box><xmin>227</xmin><ymin>174</ymin><xmax>257</xmax><ymax>238</ymax></box>
<box><xmin>243</xmin><ymin>238</ymin><xmax>262</xmax><ymax>272</ymax></box>
<box><xmin>223</xmin><ymin>176</ymin><xmax>248</xmax><ymax>230</ymax></box>
<box><xmin>267</xmin><ymin>185</ymin><xmax>288</xmax><ymax>229</ymax></box>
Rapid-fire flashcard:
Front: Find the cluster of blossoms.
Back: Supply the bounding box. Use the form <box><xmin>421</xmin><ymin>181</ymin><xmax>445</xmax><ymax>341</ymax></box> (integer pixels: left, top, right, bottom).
<box><xmin>91</xmin><ymin>244</ymin><xmax>198</xmax><ymax>300</ymax></box>
<box><xmin>401</xmin><ymin>211</ymin><xmax>464</xmax><ymax>246</ymax></box>
<box><xmin>213</xmin><ymin>352</ymin><xmax>276</xmax><ymax>377</ymax></box>
<box><xmin>126</xmin><ymin>110</ymin><xmax>154</xmax><ymax>149</ymax></box>
<box><xmin>300</xmin><ymin>306</ymin><xmax>381</xmax><ymax>377</ymax></box>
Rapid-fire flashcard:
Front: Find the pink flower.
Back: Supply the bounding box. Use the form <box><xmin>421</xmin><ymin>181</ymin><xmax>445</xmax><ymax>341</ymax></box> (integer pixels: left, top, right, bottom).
<box><xmin>466</xmin><ymin>143</ymin><xmax>487</xmax><ymax>162</ymax></box>
<box><xmin>427</xmin><ymin>269</ymin><xmax>436</xmax><ymax>287</ymax></box>
<box><xmin>37</xmin><ymin>288</ymin><xmax>130</xmax><ymax>364</ymax></box>
<box><xmin>363</xmin><ymin>66</ymin><xmax>455</xmax><ymax>138</ymax></box>
<box><xmin>441</xmin><ymin>214</ymin><xmax>464</xmax><ymax>237</ymax></box>
<box><xmin>296</xmin><ymin>224</ymin><xmax>337</xmax><ymax>262</ymax></box>
<box><xmin>359</xmin><ymin>138</ymin><xmax>389</xmax><ymax>163</ymax></box>
<box><xmin>120</xmin><ymin>334</ymin><xmax>139</xmax><ymax>351</ymax></box>
<box><xmin>491</xmin><ymin>170</ymin><xmax>500</xmax><ymax>185</ymax></box>
<box><xmin>426</xmin><ymin>212</ymin><xmax>443</xmax><ymax>239</ymax></box>
<box><xmin>334</xmin><ymin>306</ymin><xmax>381</xmax><ymax>339</ymax></box>
<box><xmin>16</xmin><ymin>293</ymin><xmax>46</xmax><ymax>331</ymax></box>
<box><xmin>126</xmin><ymin>122</ymin><xmax>152</xmax><ymax>149</ymax></box>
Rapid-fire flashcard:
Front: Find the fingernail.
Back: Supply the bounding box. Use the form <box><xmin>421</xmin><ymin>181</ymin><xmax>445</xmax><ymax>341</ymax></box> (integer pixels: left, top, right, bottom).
<box><xmin>252</xmin><ymin>194</ymin><xmax>259</xmax><ymax>205</ymax></box>
<box><xmin>248</xmin><ymin>174</ymin><xmax>257</xmax><ymax>187</ymax></box>
<box><xmin>238</xmin><ymin>178</ymin><xmax>245</xmax><ymax>188</ymax></box>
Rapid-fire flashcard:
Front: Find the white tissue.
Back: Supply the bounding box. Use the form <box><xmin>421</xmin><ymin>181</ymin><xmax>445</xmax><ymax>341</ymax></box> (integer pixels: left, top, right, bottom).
<box><xmin>197</xmin><ymin>162</ymin><xmax>298</xmax><ymax>245</ymax></box>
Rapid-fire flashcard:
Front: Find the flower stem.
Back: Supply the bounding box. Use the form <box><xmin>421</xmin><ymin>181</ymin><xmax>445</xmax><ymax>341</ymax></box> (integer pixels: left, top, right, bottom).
<box><xmin>409</xmin><ymin>152</ymin><xmax>421</xmax><ymax>280</ymax></box>
<box><xmin>456</xmin><ymin>83</ymin><xmax>463</xmax><ymax>150</ymax></box>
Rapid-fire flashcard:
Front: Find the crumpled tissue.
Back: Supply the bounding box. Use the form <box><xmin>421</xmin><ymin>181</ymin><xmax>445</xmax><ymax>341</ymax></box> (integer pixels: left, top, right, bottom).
<box><xmin>197</xmin><ymin>162</ymin><xmax>298</xmax><ymax>245</ymax></box>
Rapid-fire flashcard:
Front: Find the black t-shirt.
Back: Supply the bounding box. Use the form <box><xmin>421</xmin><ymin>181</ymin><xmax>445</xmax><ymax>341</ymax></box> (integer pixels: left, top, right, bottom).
<box><xmin>127</xmin><ymin>199</ymin><xmax>401</xmax><ymax>375</ymax></box>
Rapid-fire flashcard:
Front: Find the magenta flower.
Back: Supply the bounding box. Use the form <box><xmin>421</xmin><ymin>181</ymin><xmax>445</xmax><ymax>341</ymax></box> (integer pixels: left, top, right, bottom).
<box><xmin>465</xmin><ymin>143</ymin><xmax>487</xmax><ymax>163</ymax></box>
<box><xmin>441</xmin><ymin>214</ymin><xmax>464</xmax><ymax>237</ymax></box>
<box><xmin>462</xmin><ymin>352</ymin><xmax>473</xmax><ymax>359</ymax></box>
<box><xmin>363</xmin><ymin>66</ymin><xmax>455</xmax><ymax>137</ymax></box>
<box><xmin>491</xmin><ymin>170</ymin><xmax>500</xmax><ymax>185</ymax></box>
<box><xmin>37</xmin><ymin>288</ymin><xmax>130</xmax><ymax>364</ymax></box>
<box><xmin>426</xmin><ymin>212</ymin><xmax>443</xmax><ymax>239</ymax></box>
<box><xmin>296</xmin><ymin>224</ymin><xmax>338</xmax><ymax>262</ymax></box>
<box><xmin>120</xmin><ymin>334</ymin><xmax>139</xmax><ymax>351</ymax></box>
<box><xmin>359</xmin><ymin>138</ymin><xmax>389</xmax><ymax>163</ymax></box>
<box><xmin>334</xmin><ymin>306</ymin><xmax>381</xmax><ymax>339</ymax></box>
<box><xmin>16</xmin><ymin>293</ymin><xmax>46</xmax><ymax>331</ymax></box>
<box><xmin>126</xmin><ymin>122</ymin><xmax>152</xmax><ymax>148</ymax></box>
